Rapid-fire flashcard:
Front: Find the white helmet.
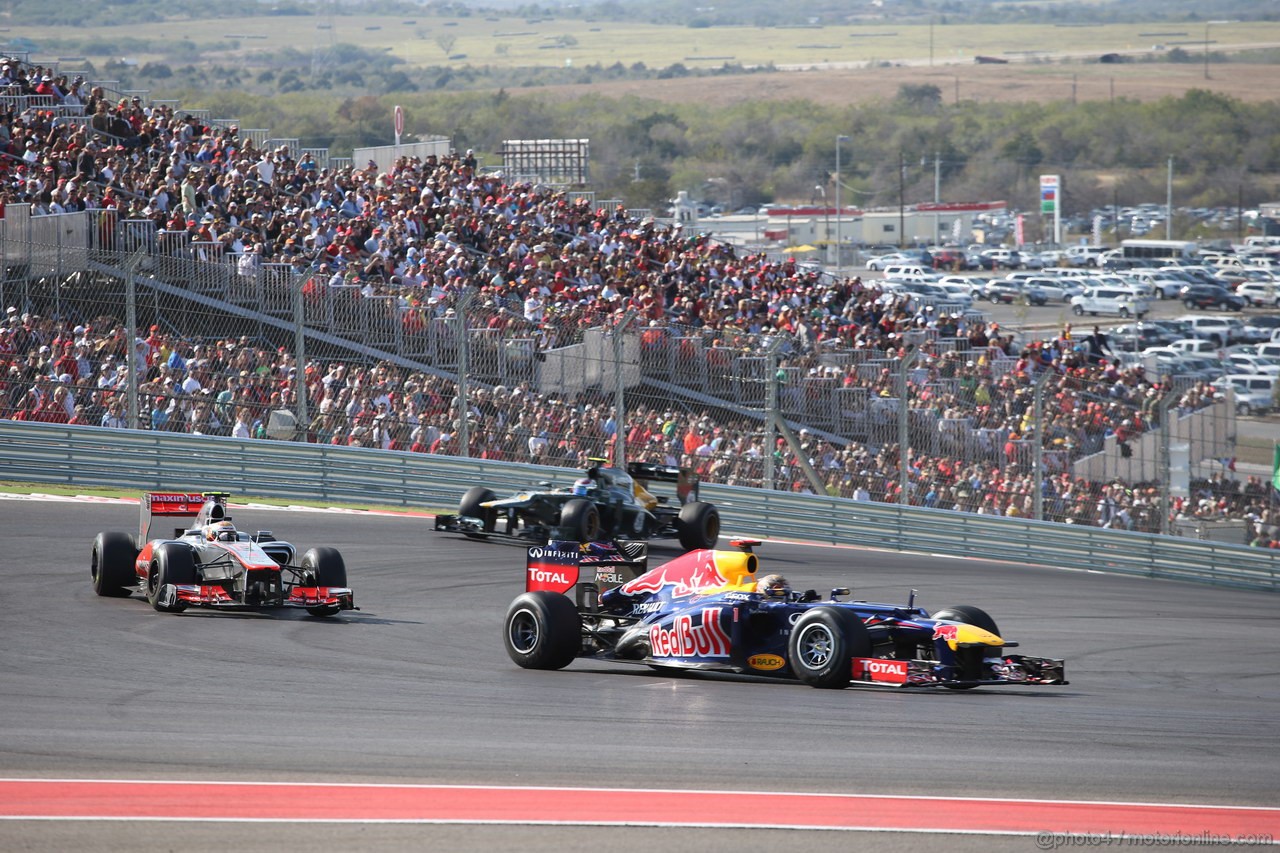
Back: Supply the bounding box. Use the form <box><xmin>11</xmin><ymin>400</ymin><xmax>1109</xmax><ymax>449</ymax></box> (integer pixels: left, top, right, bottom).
<box><xmin>571</xmin><ymin>477</ymin><xmax>593</xmax><ymax>497</ymax></box>
<box><xmin>206</xmin><ymin>520</ymin><xmax>237</xmax><ymax>542</ymax></box>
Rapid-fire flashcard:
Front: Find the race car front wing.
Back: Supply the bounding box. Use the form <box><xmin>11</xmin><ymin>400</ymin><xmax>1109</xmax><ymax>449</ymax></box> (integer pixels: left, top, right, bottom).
<box><xmin>852</xmin><ymin>654</ymin><xmax>1068</xmax><ymax>688</ymax></box>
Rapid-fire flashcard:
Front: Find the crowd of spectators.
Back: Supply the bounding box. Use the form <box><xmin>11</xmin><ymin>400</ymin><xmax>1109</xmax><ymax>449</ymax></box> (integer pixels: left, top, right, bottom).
<box><xmin>2</xmin><ymin>56</ymin><xmax>1278</xmax><ymax>546</ymax></box>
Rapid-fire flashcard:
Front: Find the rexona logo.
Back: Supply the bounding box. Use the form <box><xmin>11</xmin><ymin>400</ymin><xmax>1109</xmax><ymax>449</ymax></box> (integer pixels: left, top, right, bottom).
<box><xmin>852</xmin><ymin>658</ymin><xmax>908</xmax><ymax>684</ymax></box>
<box><xmin>649</xmin><ymin>608</ymin><xmax>731</xmax><ymax>658</ymax></box>
<box><xmin>747</xmin><ymin>654</ymin><xmax>785</xmax><ymax>671</ymax></box>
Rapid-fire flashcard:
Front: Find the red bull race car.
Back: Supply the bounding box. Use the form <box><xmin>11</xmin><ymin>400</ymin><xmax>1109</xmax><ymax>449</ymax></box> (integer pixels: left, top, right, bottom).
<box><xmin>90</xmin><ymin>492</ymin><xmax>355</xmax><ymax>616</ymax></box>
<box><xmin>504</xmin><ymin>540</ymin><xmax>1067</xmax><ymax>689</ymax></box>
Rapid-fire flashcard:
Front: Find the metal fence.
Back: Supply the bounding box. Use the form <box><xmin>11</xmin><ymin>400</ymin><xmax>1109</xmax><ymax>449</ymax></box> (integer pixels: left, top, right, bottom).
<box><xmin>0</xmin><ymin>420</ymin><xmax>1275</xmax><ymax>592</ymax></box>
<box><xmin>0</xmin><ymin>223</ymin><xmax>1268</xmax><ymax>544</ymax></box>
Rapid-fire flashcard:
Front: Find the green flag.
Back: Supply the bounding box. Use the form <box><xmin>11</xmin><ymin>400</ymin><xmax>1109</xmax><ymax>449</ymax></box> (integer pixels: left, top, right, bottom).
<box><xmin>1273</xmin><ymin>444</ymin><xmax>1280</xmax><ymax>493</ymax></box>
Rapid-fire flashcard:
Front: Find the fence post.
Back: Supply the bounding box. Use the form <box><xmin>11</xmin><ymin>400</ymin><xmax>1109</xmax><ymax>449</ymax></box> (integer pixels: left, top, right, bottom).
<box><xmin>456</xmin><ymin>288</ymin><xmax>476</xmax><ymax>457</ymax></box>
<box><xmin>293</xmin><ymin>273</ymin><xmax>307</xmax><ymax>437</ymax></box>
<box><xmin>898</xmin><ymin>346</ymin><xmax>918</xmax><ymax>504</ymax></box>
<box><xmin>613</xmin><ymin>309</ymin><xmax>637</xmax><ymax>468</ymax></box>
<box><xmin>123</xmin><ymin>248</ymin><xmax>145</xmax><ymax>430</ymax></box>
<box><xmin>1158</xmin><ymin>391</ymin><xmax>1180</xmax><ymax>536</ymax></box>
<box><xmin>1032</xmin><ymin>368</ymin><xmax>1053</xmax><ymax>521</ymax></box>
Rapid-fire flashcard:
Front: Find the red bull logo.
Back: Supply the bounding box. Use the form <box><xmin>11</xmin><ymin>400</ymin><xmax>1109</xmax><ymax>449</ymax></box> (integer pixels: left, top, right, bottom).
<box><xmin>932</xmin><ymin>624</ymin><xmax>959</xmax><ymax>642</ymax></box>
<box><xmin>649</xmin><ymin>608</ymin><xmax>731</xmax><ymax>658</ymax></box>
<box><xmin>852</xmin><ymin>658</ymin><xmax>908</xmax><ymax>684</ymax></box>
<box><xmin>621</xmin><ymin>551</ymin><xmax>730</xmax><ymax>599</ymax></box>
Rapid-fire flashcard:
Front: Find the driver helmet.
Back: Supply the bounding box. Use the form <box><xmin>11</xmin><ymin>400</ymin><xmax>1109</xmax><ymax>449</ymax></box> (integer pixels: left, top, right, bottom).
<box><xmin>206</xmin><ymin>520</ymin><xmax>237</xmax><ymax>542</ymax></box>
<box><xmin>757</xmin><ymin>573</ymin><xmax>791</xmax><ymax>597</ymax></box>
<box><xmin>571</xmin><ymin>477</ymin><xmax>593</xmax><ymax>497</ymax></box>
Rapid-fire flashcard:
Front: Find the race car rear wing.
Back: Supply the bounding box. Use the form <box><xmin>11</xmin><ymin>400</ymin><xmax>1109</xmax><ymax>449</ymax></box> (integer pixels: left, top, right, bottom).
<box><xmin>526</xmin><ymin>540</ymin><xmax>648</xmax><ymax>612</ymax></box>
<box><xmin>140</xmin><ymin>491</ymin><xmax>230</xmax><ymax>541</ymax></box>
<box><xmin>626</xmin><ymin>462</ymin><xmax>699</xmax><ymax>504</ymax></box>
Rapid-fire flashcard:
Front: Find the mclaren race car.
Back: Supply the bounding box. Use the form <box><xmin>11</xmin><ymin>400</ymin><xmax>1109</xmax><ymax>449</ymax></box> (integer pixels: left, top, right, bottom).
<box><xmin>435</xmin><ymin>460</ymin><xmax>720</xmax><ymax>552</ymax></box>
<box><xmin>504</xmin><ymin>540</ymin><xmax>1067</xmax><ymax>689</ymax></box>
<box><xmin>90</xmin><ymin>492</ymin><xmax>355</xmax><ymax>616</ymax></box>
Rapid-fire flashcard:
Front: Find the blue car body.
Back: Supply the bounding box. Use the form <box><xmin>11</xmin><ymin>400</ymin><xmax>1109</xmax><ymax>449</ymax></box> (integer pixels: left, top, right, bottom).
<box><xmin>504</xmin><ymin>540</ymin><xmax>1067</xmax><ymax>690</ymax></box>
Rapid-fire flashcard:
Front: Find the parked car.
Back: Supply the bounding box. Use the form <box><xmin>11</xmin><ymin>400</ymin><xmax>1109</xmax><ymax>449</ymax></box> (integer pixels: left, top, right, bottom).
<box><xmin>867</xmin><ymin>253</ymin><xmax>919</xmax><ymax>271</ymax></box>
<box><xmin>1179</xmin><ymin>284</ymin><xmax>1247</xmax><ymax>311</ymax></box>
<box><xmin>1235</xmin><ymin>281</ymin><xmax>1280</xmax><ymax>308</ymax></box>
<box><xmin>1223</xmin><ymin>353</ymin><xmax>1280</xmax><ymax>377</ymax></box>
<box><xmin>1214</xmin><ymin>374</ymin><xmax>1277</xmax><ymax>416</ymax></box>
<box><xmin>978</xmin><ymin>248</ymin><xmax>1023</xmax><ymax>270</ymax></box>
<box><xmin>1070</xmin><ymin>288</ymin><xmax>1149</xmax><ymax>318</ymax></box>
<box><xmin>984</xmin><ymin>279</ymin><xmax>1046</xmax><ymax>306</ymax></box>
<box><xmin>1182</xmin><ymin>315</ymin><xmax>1242</xmax><ymax>345</ymax></box>
<box><xmin>1111</xmin><ymin>323</ymin><xmax>1177</xmax><ymax>352</ymax></box>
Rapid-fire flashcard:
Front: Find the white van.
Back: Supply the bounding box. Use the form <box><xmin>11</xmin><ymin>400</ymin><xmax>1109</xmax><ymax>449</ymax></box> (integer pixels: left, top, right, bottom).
<box><xmin>1064</xmin><ymin>245</ymin><xmax>1108</xmax><ymax>267</ymax></box>
<box><xmin>1183</xmin><ymin>315</ymin><xmax>1240</xmax><ymax>345</ymax></box>
<box><xmin>1216</xmin><ymin>374</ymin><xmax>1276</xmax><ymax>415</ymax></box>
<box><xmin>1070</xmin><ymin>287</ymin><xmax>1150</xmax><ymax>318</ymax></box>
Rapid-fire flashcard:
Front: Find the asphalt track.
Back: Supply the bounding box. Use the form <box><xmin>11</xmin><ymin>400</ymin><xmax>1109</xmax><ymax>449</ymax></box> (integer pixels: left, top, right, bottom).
<box><xmin>1</xmin><ymin>495</ymin><xmax>1277</xmax><ymax>852</ymax></box>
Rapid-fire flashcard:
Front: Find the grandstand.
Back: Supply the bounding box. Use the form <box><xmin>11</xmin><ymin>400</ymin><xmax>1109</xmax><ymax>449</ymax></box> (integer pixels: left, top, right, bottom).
<box><xmin>1</xmin><ymin>54</ymin><xmax>1275</xmax><ymax>545</ymax></box>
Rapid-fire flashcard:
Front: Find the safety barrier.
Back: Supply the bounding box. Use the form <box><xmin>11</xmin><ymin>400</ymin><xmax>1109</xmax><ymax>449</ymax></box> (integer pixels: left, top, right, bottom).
<box><xmin>1</xmin><ymin>420</ymin><xmax>1274</xmax><ymax>592</ymax></box>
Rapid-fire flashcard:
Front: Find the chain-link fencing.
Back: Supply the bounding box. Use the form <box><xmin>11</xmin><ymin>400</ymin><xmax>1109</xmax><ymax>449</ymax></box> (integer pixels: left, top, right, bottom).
<box><xmin>0</xmin><ymin>208</ymin><xmax>1264</xmax><ymax>538</ymax></box>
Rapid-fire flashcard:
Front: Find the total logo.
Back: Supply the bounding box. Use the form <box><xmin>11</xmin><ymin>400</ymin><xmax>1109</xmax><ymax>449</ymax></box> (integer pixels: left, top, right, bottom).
<box><xmin>852</xmin><ymin>658</ymin><xmax>908</xmax><ymax>684</ymax></box>
<box><xmin>527</xmin><ymin>567</ymin><xmax>570</xmax><ymax>585</ymax></box>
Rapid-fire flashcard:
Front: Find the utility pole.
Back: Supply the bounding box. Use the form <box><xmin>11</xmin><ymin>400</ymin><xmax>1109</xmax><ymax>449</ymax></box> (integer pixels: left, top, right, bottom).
<box><xmin>898</xmin><ymin>150</ymin><xmax>906</xmax><ymax>249</ymax></box>
<box><xmin>612</xmin><ymin>309</ymin><xmax>637</xmax><ymax>468</ymax></box>
<box><xmin>835</xmin><ymin>134</ymin><xmax>849</xmax><ymax>274</ymax></box>
<box><xmin>1166</xmin><ymin>156</ymin><xmax>1173</xmax><ymax>240</ymax></box>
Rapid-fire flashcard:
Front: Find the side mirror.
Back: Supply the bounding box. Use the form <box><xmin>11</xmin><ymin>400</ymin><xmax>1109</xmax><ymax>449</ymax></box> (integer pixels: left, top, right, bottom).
<box><xmin>831</xmin><ymin>587</ymin><xmax>850</xmax><ymax>600</ymax></box>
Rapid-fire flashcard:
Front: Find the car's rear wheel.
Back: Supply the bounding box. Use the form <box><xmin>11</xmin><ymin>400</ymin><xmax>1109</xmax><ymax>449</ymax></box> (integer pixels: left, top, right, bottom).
<box><xmin>504</xmin><ymin>591</ymin><xmax>581</xmax><ymax>670</ymax></box>
<box><xmin>788</xmin><ymin>608</ymin><xmax>871</xmax><ymax>689</ymax></box>
<box><xmin>560</xmin><ymin>499</ymin><xmax>600</xmax><ymax>542</ymax></box>
<box><xmin>676</xmin><ymin>501</ymin><xmax>720</xmax><ymax>551</ymax></box>
<box><xmin>92</xmin><ymin>531</ymin><xmax>138</xmax><ymax>598</ymax></box>
<box><xmin>930</xmin><ymin>604</ymin><xmax>1002</xmax><ymax>689</ymax></box>
<box><xmin>459</xmin><ymin>486</ymin><xmax>497</xmax><ymax>534</ymax></box>
<box><xmin>148</xmin><ymin>543</ymin><xmax>196</xmax><ymax>613</ymax></box>
<box><xmin>302</xmin><ymin>547</ymin><xmax>347</xmax><ymax>617</ymax></box>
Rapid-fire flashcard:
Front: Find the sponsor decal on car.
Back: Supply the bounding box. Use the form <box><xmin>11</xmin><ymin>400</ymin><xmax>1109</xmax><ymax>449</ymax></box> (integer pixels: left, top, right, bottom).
<box><xmin>932</xmin><ymin>624</ymin><xmax>959</xmax><ymax>642</ymax></box>
<box><xmin>649</xmin><ymin>608</ymin><xmax>731</xmax><ymax>658</ymax></box>
<box><xmin>747</xmin><ymin>654</ymin><xmax>785</xmax><ymax>671</ymax></box>
<box><xmin>852</xmin><ymin>658</ymin><xmax>908</xmax><ymax>684</ymax></box>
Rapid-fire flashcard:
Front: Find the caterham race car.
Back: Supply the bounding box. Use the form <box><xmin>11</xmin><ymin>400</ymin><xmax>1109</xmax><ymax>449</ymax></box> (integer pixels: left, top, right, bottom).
<box><xmin>90</xmin><ymin>492</ymin><xmax>355</xmax><ymax>616</ymax></box>
<box><xmin>435</xmin><ymin>460</ymin><xmax>721</xmax><ymax>552</ymax></box>
<box><xmin>504</xmin><ymin>539</ymin><xmax>1067</xmax><ymax>690</ymax></box>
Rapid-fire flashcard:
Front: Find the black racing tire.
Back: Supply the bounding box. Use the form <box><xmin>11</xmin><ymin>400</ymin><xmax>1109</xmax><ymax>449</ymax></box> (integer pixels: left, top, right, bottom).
<box><xmin>504</xmin><ymin>591</ymin><xmax>582</xmax><ymax>670</ymax></box>
<box><xmin>147</xmin><ymin>543</ymin><xmax>196</xmax><ymax>613</ymax></box>
<box><xmin>92</xmin><ymin>531</ymin><xmax>138</xmax><ymax>598</ymax></box>
<box><xmin>931</xmin><ymin>604</ymin><xmax>1002</xmax><ymax>689</ymax></box>
<box><xmin>788</xmin><ymin>607</ymin><xmax>872</xmax><ymax>689</ymax></box>
<box><xmin>560</xmin><ymin>499</ymin><xmax>601</xmax><ymax>542</ymax></box>
<box><xmin>676</xmin><ymin>501</ymin><xmax>721</xmax><ymax>551</ymax></box>
<box><xmin>459</xmin><ymin>486</ymin><xmax>497</xmax><ymax>533</ymax></box>
<box><xmin>302</xmin><ymin>547</ymin><xmax>347</xmax><ymax>617</ymax></box>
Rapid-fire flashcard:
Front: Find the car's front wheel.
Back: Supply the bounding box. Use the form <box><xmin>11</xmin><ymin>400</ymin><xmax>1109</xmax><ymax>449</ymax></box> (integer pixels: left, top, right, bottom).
<box><xmin>459</xmin><ymin>486</ymin><xmax>497</xmax><ymax>534</ymax></box>
<box><xmin>302</xmin><ymin>547</ymin><xmax>347</xmax><ymax>617</ymax></box>
<box><xmin>560</xmin><ymin>499</ymin><xmax>601</xmax><ymax>542</ymax></box>
<box><xmin>930</xmin><ymin>604</ymin><xmax>1002</xmax><ymax>689</ymax></box>
<box><xmin>504</xmin><ymin>591</ymin><xmax>581</xmax><ymax>670</ymax></box>
<box><xmin>1072</xmin><ymin>305</ymin><xmax>1084</xmax><ymax>316</ymax></box>
<box><xmin>148</xmin><ymin>544</ymin><xmax>196</xmax><ymax>613</ymax></box>
<box><xmin>788</xmin><ymin>608</ymin><xmax>872</xmax><ymax>689</ymax></box>
<box><xmin>92</xmin><ymin>531</ymin><xmax>138</xmax><ymax>598</ymax></box>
